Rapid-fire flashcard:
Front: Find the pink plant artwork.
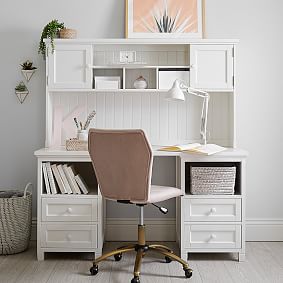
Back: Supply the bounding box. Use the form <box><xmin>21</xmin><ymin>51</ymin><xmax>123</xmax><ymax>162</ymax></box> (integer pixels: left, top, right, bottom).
<box><xmin>132</xmin><ymin>0</ymin><xmax>199</xmax><ymax>35</ymax></box>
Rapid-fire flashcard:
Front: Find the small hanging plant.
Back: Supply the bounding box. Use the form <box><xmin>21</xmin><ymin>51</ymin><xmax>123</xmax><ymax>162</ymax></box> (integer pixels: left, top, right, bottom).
<box><xmin>20</xmin><ymin>60</ymin><xmax>37</xmax><ymax>81</ymax></box>
<box><xmin>15</xmin><ymin>81</ymin><xmax>29</xmax><ymax>104</ymax></box>
<box><xmin>38</xmin><ymin>19</ymin><xmax>65</xmax><ymax>58</ymax></box>
<box><xmin>15</xmin><ymin>81</ymin><xmax>28</xmax><ymax>93</ymax></box>
<box><xmin>20</xmin><ymin>60</ymin><xmax>37</xmax><ymax>70</ymax></box>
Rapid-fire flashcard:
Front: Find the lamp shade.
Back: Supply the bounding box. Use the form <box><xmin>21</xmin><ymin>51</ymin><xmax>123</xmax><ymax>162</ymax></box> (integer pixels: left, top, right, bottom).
<box><xmin>165</xmin><ymin>80</ymin><xmax>185</xmax><ymax>101</ymax></box>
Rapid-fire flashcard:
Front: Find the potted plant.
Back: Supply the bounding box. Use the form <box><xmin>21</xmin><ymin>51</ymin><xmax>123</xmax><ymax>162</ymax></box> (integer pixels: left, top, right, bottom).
<box><xmin>15</xmin><ymin>81</ymin><xmax>29</xmax><ymax>104</ymax></box>
<box><xmin>20</xmin><ymin>60</ymin><xmax>37</xmax><ymax>82</ymax></box>
<box><xmin>38</xmin><ymin>19</ymin><xmax>65</xmax><ymax>58</ymax></box>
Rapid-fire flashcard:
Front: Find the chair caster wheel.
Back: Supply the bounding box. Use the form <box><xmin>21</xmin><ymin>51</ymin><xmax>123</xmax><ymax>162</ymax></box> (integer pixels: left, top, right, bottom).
<box><xmin>165</xmin><ymin>256</ymin><xmax>172</xmax><ymax>263</ymax></box>
<box><xmin>184</xmin><ymin>268</ymin><xmax>193</xmax><ymax>278</ymax></box>
<box><xmin>131</xmin><ymin>276</ymin><xmax>140</xmax><ymax>283</ymax></box>
<box><xmin>114</xmin><ymin>253</ymin><xmax>122</xmax><ymax>261</ymax></box>
<box><xmin>90</xmin><ymin>265</ymin><xmax>98</xmax><ymax>275</ymax></box>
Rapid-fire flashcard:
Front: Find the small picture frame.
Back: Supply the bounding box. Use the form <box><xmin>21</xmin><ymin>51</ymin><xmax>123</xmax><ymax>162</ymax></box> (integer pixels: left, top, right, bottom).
<box><xmin>125</xmin><ymin>0</ymin><xmax>205</xmax><ymax>39</ymax></box>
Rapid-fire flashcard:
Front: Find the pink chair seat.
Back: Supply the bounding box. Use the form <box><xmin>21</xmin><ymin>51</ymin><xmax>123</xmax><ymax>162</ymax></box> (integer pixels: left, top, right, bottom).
<box><xmin>134</xmin><ymin>185</ymin><xmax>183</xmax><ymax>204</ymax></box>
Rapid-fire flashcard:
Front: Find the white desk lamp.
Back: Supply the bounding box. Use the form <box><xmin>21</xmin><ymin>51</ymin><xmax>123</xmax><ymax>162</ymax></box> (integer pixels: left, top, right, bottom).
<box><xmin>166</xmin><ymin>79</ymin><xmax>210</xmax><ymax>145</ymax></box>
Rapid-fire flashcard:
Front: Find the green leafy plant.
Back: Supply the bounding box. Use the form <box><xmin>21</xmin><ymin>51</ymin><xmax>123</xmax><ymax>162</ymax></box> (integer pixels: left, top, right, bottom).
<box><xmin>154</xmin><ymin>9</ymin><xmax>176</xmax><ymax>33</ymax></box>
<box><xmin>20</xmin><ymin>60</ymin><xmax>37</xmax><ymax>70</ymax></box>
<box><xmin>15</xmin><ymin>81</ymin><xmax>28</xmax><ymax>92</ymax></box>
<box><xmin>38</xmin><ymin>19</ymin><xmax>65</xmax><ymax>58</ymax></box>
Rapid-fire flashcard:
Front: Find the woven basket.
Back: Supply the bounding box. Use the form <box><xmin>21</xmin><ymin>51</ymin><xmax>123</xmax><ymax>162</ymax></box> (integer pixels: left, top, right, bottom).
<box><xmin>0</xmin><ymin>183</ymin><xmax>32</xmax><ymax>255</ymax></box>
<box><xmin>190</xmin><ymin>167</ymin><xmax>236</xmax><ymax>195</ymax></box>
<box><xmin>66</xmin><ymin>138</ymin><xmax>88</xmax><ymax>151</ymax></box>
<box><xmin>59</xmin><ymin>28</ymin><xmax>77</xmax><ymax>39</ymax></box>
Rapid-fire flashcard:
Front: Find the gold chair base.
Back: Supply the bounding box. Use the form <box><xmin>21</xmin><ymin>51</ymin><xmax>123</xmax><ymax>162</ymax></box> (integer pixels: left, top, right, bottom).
<box><xmin>91</xmin><ymin>225</ymin><xmax>192</xmax><ymax>281</ymax></box>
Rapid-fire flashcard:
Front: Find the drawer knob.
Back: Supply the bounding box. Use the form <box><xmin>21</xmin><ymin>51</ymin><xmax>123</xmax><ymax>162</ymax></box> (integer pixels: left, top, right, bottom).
<box><xmin>66</xmin><ymin>207</ymin><xmax>73</xmax><ymax>213</ymax></box>
<box><xmin>66</xmin><ymin>234</ymin><xmax>72</xmax><ymax>241</ymax></box>
<box><xmin>210</xmin><ymin>208</ymin><xmax>217</xmax><ymax>214</ymax></box>
<box><xmin>210</xmin><ymin>234</ymin><xmax>217</xmax><ymax>240</ymax></box>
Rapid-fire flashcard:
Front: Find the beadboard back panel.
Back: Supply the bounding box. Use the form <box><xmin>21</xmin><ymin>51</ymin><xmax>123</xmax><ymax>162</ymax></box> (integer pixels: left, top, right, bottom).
<box><xmin>49</xmin><ymin>91</ymin><xmax>233</xmax><ymax>147</ymax></box>
<box><xmin>93</xmin><ymin>44</ymin><xmax>189</xmax><ymax>66</ymax></box>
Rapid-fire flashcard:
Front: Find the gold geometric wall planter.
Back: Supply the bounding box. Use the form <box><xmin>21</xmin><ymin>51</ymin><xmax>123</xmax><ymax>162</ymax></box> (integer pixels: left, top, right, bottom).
<box><xmin>15</xmin><ymin>90</ymin><xmax>29</xmax><ymax>104</ymax></box>
<box><xmin>21</xmin><ymin>69</ymin><xmax>36</xmax><ymax>82</ymax></box>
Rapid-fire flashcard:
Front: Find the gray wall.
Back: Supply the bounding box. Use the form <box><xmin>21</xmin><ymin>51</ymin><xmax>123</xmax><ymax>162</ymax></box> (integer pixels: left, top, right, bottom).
<box><xmin>0</xmin><ymin>1</ymin><xmax>283</xmax><ymax>223</ymax></box>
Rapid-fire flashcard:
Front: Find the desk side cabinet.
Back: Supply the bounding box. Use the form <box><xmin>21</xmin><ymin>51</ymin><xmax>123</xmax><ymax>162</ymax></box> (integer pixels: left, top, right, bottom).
<box><xmin>36</xmin><ymin>158</ymin><xmax>104</xmax><ymax>260</ymax></box>
<box><xmin>178</xmin><ymin>153</ymin><xmax>246</xmax><ymax>262</ymax></box>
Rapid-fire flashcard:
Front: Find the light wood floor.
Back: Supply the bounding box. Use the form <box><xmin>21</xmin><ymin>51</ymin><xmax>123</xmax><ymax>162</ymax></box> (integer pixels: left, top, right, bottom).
<box><xmin>1</xmin><ymin>241</ymin><xmax>283</xmax><ymax>283</ymax></box>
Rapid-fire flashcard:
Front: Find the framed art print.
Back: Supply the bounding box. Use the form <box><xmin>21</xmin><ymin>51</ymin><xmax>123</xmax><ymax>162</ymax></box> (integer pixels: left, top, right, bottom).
<box><xmin>126</xmin><ymin>0</ymin><xmax>204</xmax><ymax>39</ymax></box>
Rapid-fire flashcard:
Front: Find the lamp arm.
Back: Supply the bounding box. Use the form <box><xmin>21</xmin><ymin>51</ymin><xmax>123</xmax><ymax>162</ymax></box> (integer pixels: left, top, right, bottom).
<box><xmin>200</xmin><ymin>96</ymin><xmax>209</xmax><ymax>145</ymax></box>
<box><xmin>177</xmin><ymin>80</ymin><xmax>209</xmax><ymax>145</ymax></box>
<box><xmin>178</xmin><ymin>80</ymin><xmax>209</xmax><ymax>98</ymax></box>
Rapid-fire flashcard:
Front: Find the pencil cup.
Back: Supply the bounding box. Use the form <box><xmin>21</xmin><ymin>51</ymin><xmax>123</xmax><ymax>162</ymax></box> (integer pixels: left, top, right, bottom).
<box><xmin>77</xmin><ymin>130</ymin><xmax>88</xmax><ymax>141</ymax></box>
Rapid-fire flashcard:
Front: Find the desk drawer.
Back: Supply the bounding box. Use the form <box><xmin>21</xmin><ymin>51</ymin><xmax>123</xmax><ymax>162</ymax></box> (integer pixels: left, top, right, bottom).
<box><xmin>183</xmin><ymin>199</ymin><xmax>241</xmax><ymax>222</ymax></box>
<box><xmin>184</xmin><ymin>224</ymin><xmax>241</xmax><ymax>249</ymax></box>
<box><xmin>41</xmin><ymin>224</ymin><xmax>97</xmax><ymax>248</ymax></box>
<box><xmin>42</xmin><ymin>198</ymin><xmax>98</xmax><ymax>222</ymax></box>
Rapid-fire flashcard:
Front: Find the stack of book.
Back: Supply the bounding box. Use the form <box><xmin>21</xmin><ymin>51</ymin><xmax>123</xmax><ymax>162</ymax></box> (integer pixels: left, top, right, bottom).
<box><xmin>42</xmin><ymin>162</ymin><xmax>89</xmax><ymax>195</ymax></box>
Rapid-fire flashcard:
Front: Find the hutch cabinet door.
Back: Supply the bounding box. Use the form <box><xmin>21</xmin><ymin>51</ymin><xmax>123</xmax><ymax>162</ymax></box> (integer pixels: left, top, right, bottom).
<box><xmin>48</xmin><ymin>44</ymin><xmax>92</xmax><ymax>89</ymax></box>
<box><xmin>190</xmin><ymin>45</ymin><xmax>234</xmax><ymax>90</ymax></box>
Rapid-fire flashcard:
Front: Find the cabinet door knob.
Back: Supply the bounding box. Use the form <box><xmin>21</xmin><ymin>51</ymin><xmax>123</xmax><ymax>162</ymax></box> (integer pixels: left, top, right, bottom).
<box><xmin>210</xmin><ymin>234</ymin><xmax>216</xmax><ymax>240</ymax></box>
<box><xmin>66</xmin><ymin>234</ymin><xmax>72</xmax><ymax>241</ymax></box>
<box><xmin>66</xmin><ymin>207</ymin><xmax>73</xmax><ymax>213</ymax></box>
<box><xmin>210</xmin><ymin>207</ymin><xmax>217</xmax><ymax>214</ymax></box>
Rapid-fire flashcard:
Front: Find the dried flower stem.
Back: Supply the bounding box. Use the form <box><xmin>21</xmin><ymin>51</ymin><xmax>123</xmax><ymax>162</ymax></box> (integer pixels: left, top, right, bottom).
<box><xmin>83</xmin><ymin>110</ymin><xmax>96</xmax><ymax>130</ymax></box>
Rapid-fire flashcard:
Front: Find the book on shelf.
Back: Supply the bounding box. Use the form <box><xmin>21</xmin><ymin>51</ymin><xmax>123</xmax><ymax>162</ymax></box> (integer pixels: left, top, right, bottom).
<box><xmin>51</xmin><ymin>164</ymin><xmax>67</xmax><ymax>194</ymax></box>
<box><xmin>75</xmin><ymin>174</ymin><xmax>89</xmax><ymax>194</ymax></box>
<box><xmin>57</xmin><ymin>164</ymin><xmax>73</xmax><ymax>194</ymax></box>
<box><xmin>159</xmin><ymin>143</ymin><xmax>226</xmax><ymax>156</ymax></box>
<box><xmin>42</xmin><ymin>163</ymin><xmax>51</xmax><ymax>194</ymax></box>
<box><xmin>63</xmin><ymin>164</ymin><xmax>80</xmax><ymax>194</ymax></box>
<box><xmin>45</xmin><ymin>162</ymin><xmax>58</xmax><ymax>194</ymax></box>
<box><xmin>67</xmin><ymin>165</ymin><xmax>82</xmax><ymax>194</ymax></box>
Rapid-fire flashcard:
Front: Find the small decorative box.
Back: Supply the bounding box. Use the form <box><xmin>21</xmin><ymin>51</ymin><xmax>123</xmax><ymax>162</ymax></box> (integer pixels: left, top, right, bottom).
<box><xmin>66</xmin><ymin>138</ymin><xmax>88</xmax><ymax>151</ymax></box>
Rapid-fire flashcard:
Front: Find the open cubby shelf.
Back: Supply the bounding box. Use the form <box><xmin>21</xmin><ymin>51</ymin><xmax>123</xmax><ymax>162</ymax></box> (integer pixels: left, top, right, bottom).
<box><xmin>41</xmin><ymin>162</ymin><xmax>98</xmax><ymax>195</ymax></box>
<box><xmin>92</xmin><ymin>65</ymin><xmax>189</xmax><ymax>91</ymax></box>
<box><xmin>185</xmin><ymin>162</ymin><xmax>242</xmax><ymax>196</ymax></box>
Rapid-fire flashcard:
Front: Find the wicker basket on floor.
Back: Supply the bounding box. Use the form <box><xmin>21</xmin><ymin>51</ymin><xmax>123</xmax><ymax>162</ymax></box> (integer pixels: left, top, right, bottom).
<box><xmin>0</xmin><ymin>183</ymin><xmax>32</xmax><ymax>255</ymax></box>
<box><xmin>190</xmin><ymin>167</ymin><xmax>236</xmax><ymax>195</ymax></box>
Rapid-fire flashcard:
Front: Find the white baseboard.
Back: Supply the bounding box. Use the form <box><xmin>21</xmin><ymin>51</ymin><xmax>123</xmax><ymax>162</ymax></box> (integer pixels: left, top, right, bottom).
<box><xmin>31</xmin><ymin>218</ymin><xmax>283</xmax><ymax>242</ymax></box>
<box><xmin>246</xmin><ymin>219</ymin><xmax>283</xmax><ymax>241</ymax></box>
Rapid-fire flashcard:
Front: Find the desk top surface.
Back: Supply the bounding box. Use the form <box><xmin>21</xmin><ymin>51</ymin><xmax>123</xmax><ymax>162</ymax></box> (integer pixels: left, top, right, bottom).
<box><xmin>34</xmin><ymin>146</ymin><xmax>248</xmax><ymax>160</ymax></box>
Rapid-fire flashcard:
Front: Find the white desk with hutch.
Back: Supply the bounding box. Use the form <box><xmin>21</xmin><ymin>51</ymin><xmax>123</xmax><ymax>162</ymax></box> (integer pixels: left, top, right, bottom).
<box><xmin>35</xmin><ymin>38</ymin><xmax>247</xmax><ymax>262</ymax></box>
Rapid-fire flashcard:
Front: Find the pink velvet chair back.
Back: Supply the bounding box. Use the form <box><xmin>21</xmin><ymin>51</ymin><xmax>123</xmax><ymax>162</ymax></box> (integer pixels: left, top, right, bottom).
<box><xmin>88</xmin><ymin>129</ymin><xmax>153</xmax><ymax>202</ymax></box>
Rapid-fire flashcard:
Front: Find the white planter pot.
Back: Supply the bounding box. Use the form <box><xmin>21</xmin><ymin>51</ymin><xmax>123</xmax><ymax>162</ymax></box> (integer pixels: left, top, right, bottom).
<box><xmin>15</xmin><ymin>91</ymin><xmax>29</xmax><ymax>104</ymax></box>
<box><xmin>21</xmin><ymin>69</ymin><xmax>36</xmax><ymax>82</ymax></box>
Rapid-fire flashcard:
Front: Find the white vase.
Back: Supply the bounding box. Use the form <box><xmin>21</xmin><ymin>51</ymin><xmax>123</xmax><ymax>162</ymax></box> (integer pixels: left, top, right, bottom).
<box><xmin>134</xmin><ymin>76</ymin><xmax>147</xmax><ymax>89</ymax></box>
<box><xmin>77</xmin><ymin>130</ymin><xmax>88</xmax><ymax>141</ymax></box>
